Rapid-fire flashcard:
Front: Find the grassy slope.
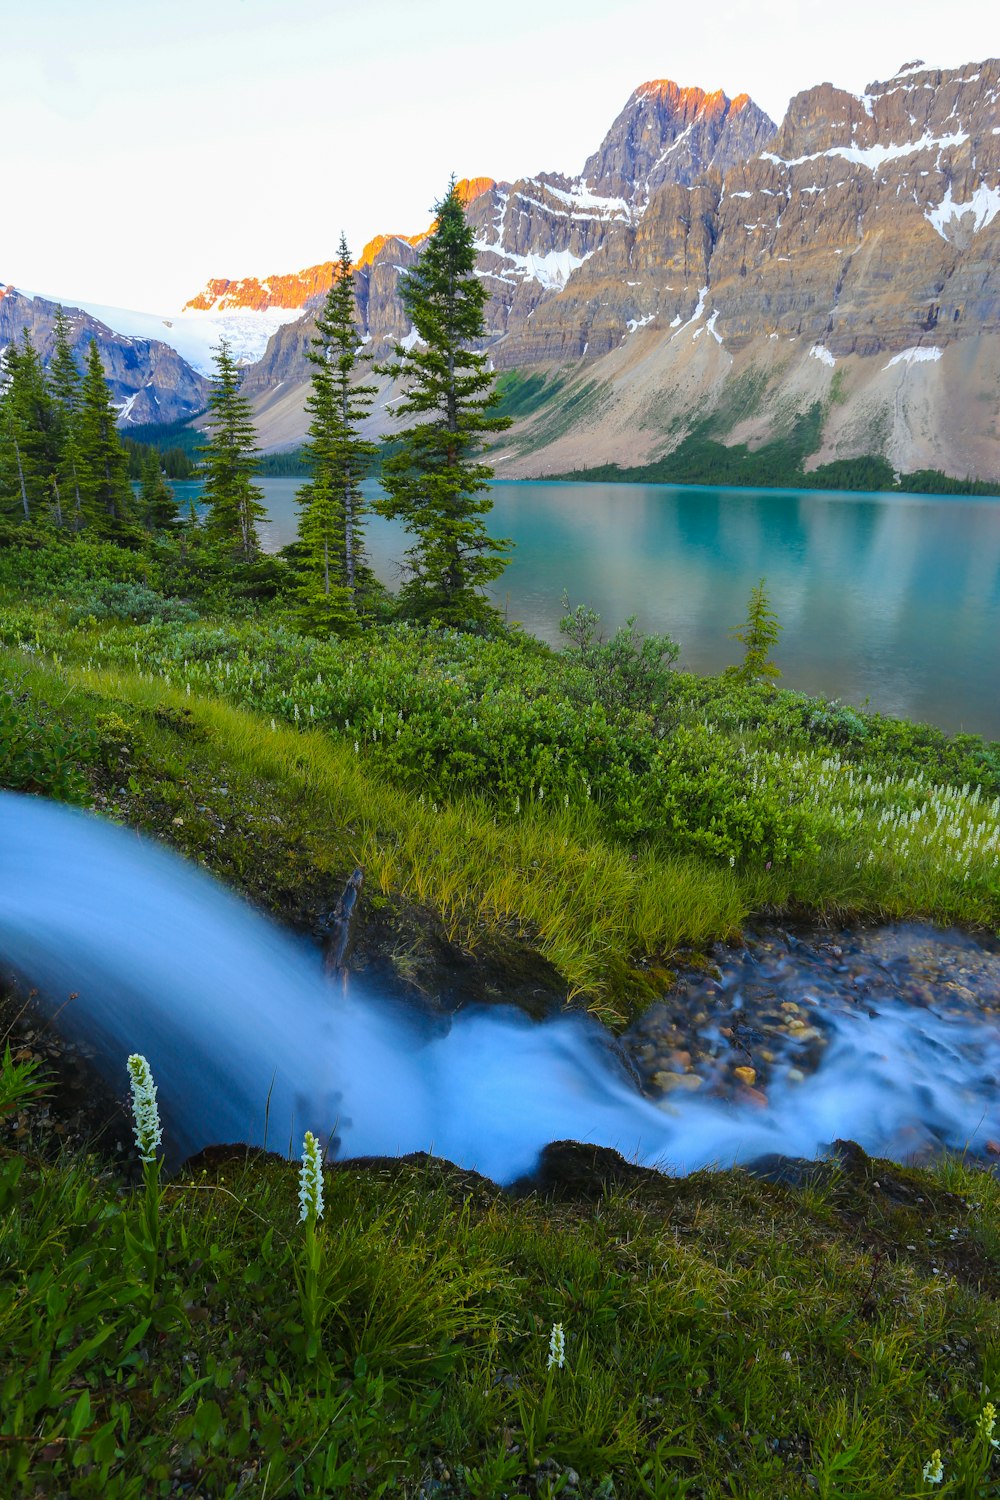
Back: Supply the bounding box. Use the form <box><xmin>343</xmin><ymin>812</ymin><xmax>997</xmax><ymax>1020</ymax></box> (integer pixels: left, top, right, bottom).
<box><xmin>3</xmin><ymin>545</ymin><xmax>1000</xmax><ymax>1496</ymax></box>
<box><xmin>4</xmin><ymin>1059</ymin><xmax>1000</xmax><ymax>1498</ymax></box>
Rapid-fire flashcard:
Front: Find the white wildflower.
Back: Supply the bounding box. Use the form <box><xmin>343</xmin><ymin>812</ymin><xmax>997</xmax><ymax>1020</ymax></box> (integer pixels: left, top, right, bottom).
<box><xmin>977</xmin><ymin>1401</ymin><xmax>999</xmax><ymax>1447</ymax></box>
<box><xmin>922</xmin><ymin>1449</ymin><xmax>944</xmax><ymax>1484</ymax></box>
<box><xmin>126</xmin><ymin>1054</ymin><xmax>162</xmax><ymax>1163</ymax></box>
<box><xmin>298</xmin><ymin>1130</ymin><xmax>324</xmax><ymax>1223</ymax></box>
<box><xmin>547</xmin><ymin>1321</ymin><xmax>565</xmax><ymax>1370</ymax></box>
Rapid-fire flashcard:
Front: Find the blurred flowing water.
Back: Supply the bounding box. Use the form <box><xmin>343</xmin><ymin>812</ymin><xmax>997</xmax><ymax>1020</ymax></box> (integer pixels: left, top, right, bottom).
<box><xmin>3</xmin><ymin>792</ymin><xmax>999</xmax><ymax>1182</ymax></box>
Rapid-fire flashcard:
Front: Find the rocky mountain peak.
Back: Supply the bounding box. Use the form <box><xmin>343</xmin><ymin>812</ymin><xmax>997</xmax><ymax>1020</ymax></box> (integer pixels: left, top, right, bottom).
<box><xmin>355</xmin><ymin>233</ymin><xmax>424</xmax><ymax>272</ymax></box>
<box><xmin>580</xmin><ymin>79</ymin><xmax>775</xmax><ymax>203</ymax></box>
<box><xmin>454</xmin><ymin>177</ymin><xmax>497</xmax><ymax>208</ymax></box>
<box><xmin>183</xmin><ymin>263</ymin><xmax>340</xmax><ymax>314</ymax></box>
<box><xmin>23</xmin><ymin>57</ymin><xmax>1000</xmax><ymax>483</ymax></box>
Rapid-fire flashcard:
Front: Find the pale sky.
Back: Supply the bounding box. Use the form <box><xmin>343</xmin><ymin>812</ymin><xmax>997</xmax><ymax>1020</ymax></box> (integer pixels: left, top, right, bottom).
<box><xmin>2</xmin><ymin>0</ymin><xmax>996</xmax><ymax>311</ymax></box>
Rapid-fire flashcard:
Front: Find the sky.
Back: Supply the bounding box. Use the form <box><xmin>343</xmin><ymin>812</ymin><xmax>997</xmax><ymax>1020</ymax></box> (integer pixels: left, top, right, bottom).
<box><xmin>2</xmin><ymin>0</ymin><xmax>997</xmax><ymax>311</ymax></box>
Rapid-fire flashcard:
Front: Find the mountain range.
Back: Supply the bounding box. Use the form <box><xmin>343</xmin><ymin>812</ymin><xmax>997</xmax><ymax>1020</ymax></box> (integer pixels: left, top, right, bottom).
<box><xmin>4</xmin><ymin>57</ymin><xmax>1000</xmax><ymax>479</ymax></box>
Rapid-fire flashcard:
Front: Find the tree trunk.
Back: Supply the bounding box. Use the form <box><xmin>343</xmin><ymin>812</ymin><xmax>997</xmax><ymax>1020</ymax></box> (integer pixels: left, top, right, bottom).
<box><xmin>71</xmin><ymin>458</ymin><xmax>82</xmax><ymax>528</ymax></box>
<box><xmin>103</xmin><ymin>451</ymin><xmax>115</xmax><ymax>518</ymax></box>
<box><xmin>12</xmin><ymin>436</ymin><xmax>29</xmax><ymax>521</ymax></box>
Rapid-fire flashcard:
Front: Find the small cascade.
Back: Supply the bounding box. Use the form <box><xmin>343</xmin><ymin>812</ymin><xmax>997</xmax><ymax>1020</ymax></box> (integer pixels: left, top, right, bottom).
<box><xmin>2</xmin><ymin>791</ymin><xmax>998</xmax><ymax>1183</ymax></box>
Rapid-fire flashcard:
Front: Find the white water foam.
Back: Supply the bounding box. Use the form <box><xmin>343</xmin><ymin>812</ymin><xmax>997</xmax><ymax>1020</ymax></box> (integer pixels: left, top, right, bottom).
<box><xmin>1</xmin><ymin>792</ymin><xmax>997</xmax><ymax>1182</ymax></box>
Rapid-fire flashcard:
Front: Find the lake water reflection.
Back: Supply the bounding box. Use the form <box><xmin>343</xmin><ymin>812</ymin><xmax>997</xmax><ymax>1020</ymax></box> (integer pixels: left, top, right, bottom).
<box><xmin>172</xmin><ymin>477</ymin><xmax>1000</xmax><ymax>740</ymax></box>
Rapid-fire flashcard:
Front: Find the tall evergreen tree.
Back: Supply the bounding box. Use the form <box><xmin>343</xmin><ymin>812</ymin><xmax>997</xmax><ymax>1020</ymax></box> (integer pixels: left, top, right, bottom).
<box><xmin>48</xmin><ymin>307</ymin><xmax>85</xmax><ymax>528</ymax></box>
<box><xmin>0</xmin><ymin>342</ymin><xmax>35</xmax><ymax>523</ymax></box>
<box><xmin>0</xmin><ymin>334</ymin><xmax>61</xmax><ymax>525</ymax></box>
<box><xmin>199</xmin><ymin>339</ymin><xmax>266</xmax><ymax>562</ymax></box>
<box><xmin>139</xmin><ymin>445</ymin><xmax>181</xmax><ymax>530</ymax></box>
<box><xmin>295</xmin><ymin>233</ymin><xmax>378</xmax><ymax>633</ymax></box>
<box><xmin>376</xmin><ymin>179</ymin><xmax>512</xmax><ymax>625</ymax></box>
<box><xmin>77</xmin><ymin>340</ymin><xmax>135</xmax><ymax>539</ymax></box>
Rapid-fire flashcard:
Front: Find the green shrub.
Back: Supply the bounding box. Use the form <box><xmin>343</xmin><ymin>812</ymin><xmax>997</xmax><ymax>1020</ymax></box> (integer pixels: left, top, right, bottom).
<box><xmin>559</xmin><ymin>600</ymin><xmax>679</xmax><ymax>733</ymax></box>
<box><xmin>70</xmin><ymin>582</ymin><xmax>199</xmax><ymax>626</ymax></box>
<box><xmin>805</xmin><ymin>699</ymin><xmax>870</xmax><ymax>746</ymax></box>
<box><xmin>0</xmin><ymin>675</ymin><xmax>97</xmax><ymax>802</ymax></box>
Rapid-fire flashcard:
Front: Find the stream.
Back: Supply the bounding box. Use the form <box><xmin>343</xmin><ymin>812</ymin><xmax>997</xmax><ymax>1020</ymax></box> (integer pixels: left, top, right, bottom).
<box><xmin>1</xmin><ymin>791</ymin><xmax>999</xmax><ymax>1183</ymax></box>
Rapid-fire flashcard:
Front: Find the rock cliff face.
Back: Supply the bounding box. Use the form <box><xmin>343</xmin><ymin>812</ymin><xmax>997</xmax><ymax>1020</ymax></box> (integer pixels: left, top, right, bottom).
<box><xmin>0</xmin><ymin>287</ymin><xmax>209</xmax><ymax>425</ymax></box>
<box><xmin>709</xmin><ymin>59</ymin><xmax>1000</xmax><ymax>354</ymax></box>
<box><xmin>185</xmin><ymin>266</ymin><xmax>336</xmax><ymax>313</ymax></box>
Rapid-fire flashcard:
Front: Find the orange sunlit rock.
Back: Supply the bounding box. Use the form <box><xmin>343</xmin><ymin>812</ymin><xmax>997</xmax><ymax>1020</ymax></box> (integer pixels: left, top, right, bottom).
<box><xmin>183</xmin><ymin>178</ymin><xmax>496</xmax><ymax>313</ymax></box>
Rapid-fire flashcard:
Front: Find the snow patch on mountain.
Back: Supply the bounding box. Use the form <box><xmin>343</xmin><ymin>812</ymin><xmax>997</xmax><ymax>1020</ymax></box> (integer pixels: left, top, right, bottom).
<box><xmin>762</xmin><ymin>130</ymin><xmax>969</xmax><ymax>173</ymax></box>
<box><xmin>925</xmin><ymin>182</ymin><xmax>1000</xmax><ymax>239</ymax></box>
<box><xmin>542</xmin><ymin>179</ymin><xmax>632</xmax><ymax>219</ymax></box>
<box><xmin>810</xmin><ymin>344</ymin><xmax>837</xmax><ymax>366</ymax></box>
<box><xmin>472</xmin><ymin>243</ymin><xmax>593</xmax><ymax>291</ymax></box>
<box><xmin>884</xmin><ymin>346</ymin><xmax>943</xmax><ymax>368</ymax></box>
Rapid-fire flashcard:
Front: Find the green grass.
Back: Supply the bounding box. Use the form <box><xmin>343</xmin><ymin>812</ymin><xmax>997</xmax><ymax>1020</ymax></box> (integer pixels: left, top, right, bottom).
<box><xmin>515</xmin><ymin>379</ymin><xmax>610</xmax><ymax>454</ymax></box>
<box><xmin>492</xmin><ymin>371</ymin><xmax>570</xmax><ymax>426</ymax></box>
<box><xmin>3</xmin><ymin>1049</ymin><xmax>1000</xmax><ymax>1499</ymax></box>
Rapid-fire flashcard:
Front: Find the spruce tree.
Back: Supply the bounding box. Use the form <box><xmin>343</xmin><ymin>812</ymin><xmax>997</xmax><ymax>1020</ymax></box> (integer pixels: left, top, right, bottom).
<box><xmin>49</xmin><ymin>307</ymin><xmax>85</xmax><ymax>529</ymax></box>
<box><xmin>199</xmin><ymin>339</ymin><xmax>266</xmax><ymax>562</ymax></box>
<box><xmin>0</xmin><ymin>342</ymin><xmax>35</xmax><ymax>522</ymax></box>
<box><xmin>376</xmin><ymin>178</ymin><xmax>512</xmax><ymax>625</ymax></box>
<box><xmin>729</xmin><ymin>579</ymin><xmax>782</xmax><ymax>686</ymax></box>
<box><xmin>139</xmin><ymin>446</ymin><xmax>181</xmax><ymax>530</ymax></box>
<box><xmin>77</xmin><ymin>340</ymin><xmax>135</xmax><ymax>539</ymax></box>
<box><xmin>0</xmin><ymin>334</ymin><xmax>61</xmax><ymax>525</ymax></box>
<box><xmin>295</xmin><ymin>233</ymin><xmax>378</xmax><ymax>633</ymax></box>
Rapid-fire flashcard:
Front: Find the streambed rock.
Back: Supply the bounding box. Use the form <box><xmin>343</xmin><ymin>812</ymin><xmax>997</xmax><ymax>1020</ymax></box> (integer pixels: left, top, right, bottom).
<box><xmin>624</xmin><ymin>921</ymin><xmax>1000</xmax><ymax>1117</ymax></box>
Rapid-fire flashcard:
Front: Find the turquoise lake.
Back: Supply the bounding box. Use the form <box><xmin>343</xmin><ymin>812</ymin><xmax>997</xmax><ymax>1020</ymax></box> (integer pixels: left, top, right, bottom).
<box><xmin>171</xmin><ymin>478</ymin><xmax>1000</xmax><ymax>742</ymax></box>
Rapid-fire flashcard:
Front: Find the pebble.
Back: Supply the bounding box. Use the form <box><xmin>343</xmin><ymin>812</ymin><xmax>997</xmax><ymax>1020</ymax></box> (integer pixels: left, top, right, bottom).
<box><xmin>654</xmin><ymin>1072</ymin><xmax>703</xmax><ymax>1093</ymax></box>
<box><xmin>623</xmin><ymin>919</ymin><xmax>1000</xmax><ymax>1111</ymax></box>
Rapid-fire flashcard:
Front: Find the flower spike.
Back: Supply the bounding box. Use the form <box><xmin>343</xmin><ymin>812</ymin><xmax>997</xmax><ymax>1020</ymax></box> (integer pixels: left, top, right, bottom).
<box><xmin>126</xmin><ymin>1054</ymin><xmax>162</xmax><ymax>1163</ymax></box>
